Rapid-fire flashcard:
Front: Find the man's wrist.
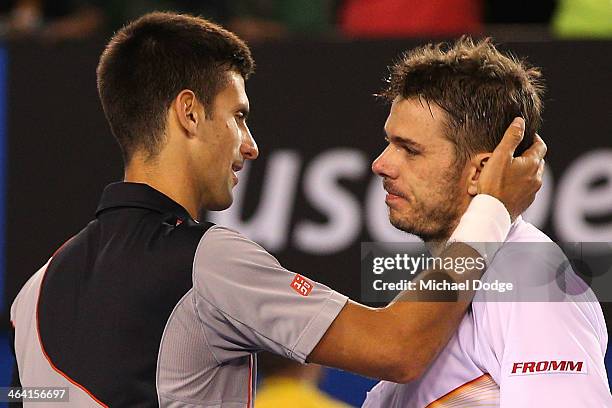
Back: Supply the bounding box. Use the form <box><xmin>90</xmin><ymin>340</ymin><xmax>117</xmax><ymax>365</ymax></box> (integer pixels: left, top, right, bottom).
<box><xmin>448</xmin><ymin>194</ymin><xmax>511</xmax><ymax>264</ymax></box>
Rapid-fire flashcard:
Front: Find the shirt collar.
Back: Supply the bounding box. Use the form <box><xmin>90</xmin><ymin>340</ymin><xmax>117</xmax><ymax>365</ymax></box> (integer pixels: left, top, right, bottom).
<box><xmin>95</xmin><ymin>182</ymin><xmax>192</xmax><ymax>221</ymax></box>
<box><xmin>508</xmin><ymin>214</ymin><xmax>524</xmax><ymax>237</ymax></box>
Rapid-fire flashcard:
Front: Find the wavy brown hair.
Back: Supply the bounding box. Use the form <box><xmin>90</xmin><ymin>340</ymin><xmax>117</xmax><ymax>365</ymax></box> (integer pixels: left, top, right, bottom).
<box><xmin>381</xmin><ymin>37</ymin><xmax>544</xmax><ymax>164</ymax></box>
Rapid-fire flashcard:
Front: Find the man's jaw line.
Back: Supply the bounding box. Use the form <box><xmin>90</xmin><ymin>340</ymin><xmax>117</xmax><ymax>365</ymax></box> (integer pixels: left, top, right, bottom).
<box><xmin>390</xmin><ymin>214</ymin><xmax>451</xmax><ymax>256</ymax></box>
<box><xmin>384</xmin><ymin>193</ymin><xmax>454</xmax><ymax>255</ymax></box>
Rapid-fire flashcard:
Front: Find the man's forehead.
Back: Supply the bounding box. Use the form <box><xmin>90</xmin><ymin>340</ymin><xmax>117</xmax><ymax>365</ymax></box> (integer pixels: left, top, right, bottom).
<box><xmin>385</xmin><ymin>97</ymin><xmax>446</xmax><ymax>140</ymax></box>
<box><xmin>216</xmin><ymin>70</ymin><xmax>249</xmax><ymax>107</ymax></box>
<box><xmin>384</xmin><ymin>99</ymin><xmax>458</xmax><ymax>163</ymax></box>
<box><xmin>391</xmin><ymin>96</ymin><xmax>444</xmax><ymax>119</ymax></box>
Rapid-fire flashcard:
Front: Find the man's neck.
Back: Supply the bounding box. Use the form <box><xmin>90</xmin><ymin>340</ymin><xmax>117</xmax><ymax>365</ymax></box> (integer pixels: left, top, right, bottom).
<box><xmin>124</xmin><ymin>155</ymin><xmax>201</xmax><ymax>220</ymax></box>
<box><xmin>425</xmin><ymin>240</ymin><xmax>448</xmax><ymax>257</ymax></box>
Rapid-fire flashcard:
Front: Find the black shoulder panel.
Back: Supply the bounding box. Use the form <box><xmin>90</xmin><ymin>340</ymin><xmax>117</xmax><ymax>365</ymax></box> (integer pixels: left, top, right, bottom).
<box><xmin>38</xmin><ymin>208</ymin><xmax>213</xmax><ymax>407</ymax></box>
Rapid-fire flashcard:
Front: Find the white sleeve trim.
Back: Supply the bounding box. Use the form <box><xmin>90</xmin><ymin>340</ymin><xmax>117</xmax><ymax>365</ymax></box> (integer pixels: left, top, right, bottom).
<box><xmin>291</xmin><ymin>291</ymin><xmax>348</xmax><ymax>363</ymax></box>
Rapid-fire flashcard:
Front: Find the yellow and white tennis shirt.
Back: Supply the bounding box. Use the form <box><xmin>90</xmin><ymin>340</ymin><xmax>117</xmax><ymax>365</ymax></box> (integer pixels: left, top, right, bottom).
<box><xmin>363</xmin><ymin>218</ymin><xmax>611</xmax><ymax>407</ymax></box>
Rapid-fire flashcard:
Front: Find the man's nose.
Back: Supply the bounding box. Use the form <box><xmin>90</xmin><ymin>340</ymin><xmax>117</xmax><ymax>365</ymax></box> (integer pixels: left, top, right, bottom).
<box><xmin>241</xmin><ymin>127</ymin><xmax>259</xmax><ymax>160</ymax></box>
<box><xmin>372</xmin><ymin>146</ymin><xmax>395</xmax><ymax>178</ymax></box>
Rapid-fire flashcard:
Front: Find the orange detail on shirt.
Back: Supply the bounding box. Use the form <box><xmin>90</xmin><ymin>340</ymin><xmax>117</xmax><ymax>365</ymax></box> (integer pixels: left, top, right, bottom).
<box><xmin>426</xmin><ymin>374</ymin><xmax>499</xmax><ymax>407</ymax></box>
<box><xmin>247</xmin><ymin>354</ymin><xmax>253</xmax><ymax>407</ymax></box>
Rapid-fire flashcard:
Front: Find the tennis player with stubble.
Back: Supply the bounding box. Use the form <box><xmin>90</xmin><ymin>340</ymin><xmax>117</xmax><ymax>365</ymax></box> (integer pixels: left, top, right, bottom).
<box><xmin>363</xmin><ymin>38</ymin><xmax>611</xmax><ymax>407</ymax></box>
<box><xmin>10</xmin><ymin>13</ymin><xmax>547</xmax><ymax>407</ymax></box>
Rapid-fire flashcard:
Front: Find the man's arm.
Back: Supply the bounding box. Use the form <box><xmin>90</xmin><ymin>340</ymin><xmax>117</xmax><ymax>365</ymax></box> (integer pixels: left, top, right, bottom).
<box><xmin>309</xmin><ymin>118</ymin><xmax>548</xmax><ymax>383</ymax></box>
<box><xmin>308</xmin><ymin>216</ymin><xmax>496</xmax><ymax>382</ymax></box>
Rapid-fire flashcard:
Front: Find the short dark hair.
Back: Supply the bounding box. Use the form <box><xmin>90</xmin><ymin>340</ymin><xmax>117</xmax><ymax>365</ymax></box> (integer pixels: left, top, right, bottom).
<box><xmin>382</xmin><ymin>37</ymin><xmax>544</xmax><ymax>164</ymax></box>
<box><xmin>97</xmin><ymin>12</ymin><xmax>255</xmax><ymax>163</ymax></box>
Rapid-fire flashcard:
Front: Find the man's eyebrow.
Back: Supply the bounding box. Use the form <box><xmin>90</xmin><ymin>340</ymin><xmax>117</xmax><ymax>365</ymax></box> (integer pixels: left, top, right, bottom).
<box><xmin>386</xmin><ymin>134</ymin><xmax>425</xmax><ymax>150</ymax></box>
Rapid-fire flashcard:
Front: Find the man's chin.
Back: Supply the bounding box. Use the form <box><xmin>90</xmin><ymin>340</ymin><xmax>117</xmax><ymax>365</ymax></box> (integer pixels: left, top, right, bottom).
<box><xmin>389</xmin><ymin>215</ymin><xmax>416</xmax><ymax>235</ymax></box>
<box><xmin>389</xmin><ymin>215</ymin><xmax>440</xmax><ymax>241</ymax></box>
<box><xmin>205</xmin><ymin>195</ymin><xmax>233</xmax><ymax>212</ymax></box>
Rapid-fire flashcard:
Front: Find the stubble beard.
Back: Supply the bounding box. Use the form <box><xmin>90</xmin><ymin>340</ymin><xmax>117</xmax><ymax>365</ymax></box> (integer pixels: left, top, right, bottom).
<box><xmin>389</xmin><ymin>174</ymin><xmax>464</xmax><ymax>243</ymax></box>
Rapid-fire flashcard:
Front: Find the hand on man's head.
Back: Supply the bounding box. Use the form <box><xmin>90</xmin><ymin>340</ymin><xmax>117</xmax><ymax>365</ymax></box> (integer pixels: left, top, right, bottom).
<box><xmin>478</xmin><ymin>117</ymin><xmax>547</xmax><ymax>220</ymax></box>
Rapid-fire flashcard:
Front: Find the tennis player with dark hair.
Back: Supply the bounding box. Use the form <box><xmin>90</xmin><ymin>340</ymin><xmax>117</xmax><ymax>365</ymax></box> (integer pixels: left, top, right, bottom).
<box><xmin>10</xmin><ymin>13</ymin><xmax>546</xmax><ymax>407</ymax></box>
<box><xmin>363</xmin><ymin>38</ymin><xmax>610</xmax><ymax>407</ymax></box>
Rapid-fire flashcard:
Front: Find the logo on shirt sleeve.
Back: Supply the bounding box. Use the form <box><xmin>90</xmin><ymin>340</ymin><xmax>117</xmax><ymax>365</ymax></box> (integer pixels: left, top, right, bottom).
<box><xmin>510</xmin><ymin>360</ymin><xmax>587</xmax><ymax>376</ymax></box>
<box><xmin>290</xmin><ymin>274</ymin><xmax>313</xmax><ymax>297</ymax></box>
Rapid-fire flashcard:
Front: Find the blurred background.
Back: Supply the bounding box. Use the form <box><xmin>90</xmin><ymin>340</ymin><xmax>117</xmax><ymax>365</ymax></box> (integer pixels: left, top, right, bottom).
<box><xmin>0</xmin><ymin>0</ymin><xmax>611</xmax><ymax>406</ymax></box>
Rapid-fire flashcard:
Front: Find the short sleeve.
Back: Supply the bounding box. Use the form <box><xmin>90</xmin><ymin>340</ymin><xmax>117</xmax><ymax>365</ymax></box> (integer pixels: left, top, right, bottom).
<box><xmin>192</xmin><ymin>226</ymin><xmax>348</xmax><ymax>363</ymax></box>
<box><xmin>478</xmin><ymin>299</ymin><xmax>611</xmax><ymax>407</ymax></box>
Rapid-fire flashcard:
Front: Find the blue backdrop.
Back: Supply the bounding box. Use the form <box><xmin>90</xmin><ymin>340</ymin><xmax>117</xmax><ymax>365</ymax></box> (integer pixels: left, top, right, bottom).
<box><xmin>0</xmin><ymin>45</ymin><xmax>10</xmax><ymax>403</ymax></box>
<box><xmin>0</xmin><ymin>46</ymin><xmax>6</xmax><ymax>321</ymax></box>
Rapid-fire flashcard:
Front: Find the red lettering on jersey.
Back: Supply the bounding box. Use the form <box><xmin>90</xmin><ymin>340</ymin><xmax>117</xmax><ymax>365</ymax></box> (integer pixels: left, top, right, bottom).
<box><xmin>510</xmin><ymin>360</ymin><xmax>586</xmax><ymax>375</ymax></box>
<box><xmin>549</xmin><ymin>361</ymin><xmax>566</xmax><ymax>371</ymax></box>
<box><xmin>291</xmin><ymin>274</ymin><xmax>313</xmax><ymax>297</ymax></box>
<box><xmin>567</xmin><ymin>361</ymin><xmax>583</xmax><ymax>372</ymax></box>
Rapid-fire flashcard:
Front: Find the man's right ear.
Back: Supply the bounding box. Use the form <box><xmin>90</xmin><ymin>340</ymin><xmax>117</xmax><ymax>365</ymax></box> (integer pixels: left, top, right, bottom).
<box><xmin>174</xmin><ymin>90</ymin><xmax>201</xmax><ymax>137</ymax></box>
<box><xmin>466</xmin><ymin>152</ymin><xmax>492</xmax><ymax>196</ymax></box>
